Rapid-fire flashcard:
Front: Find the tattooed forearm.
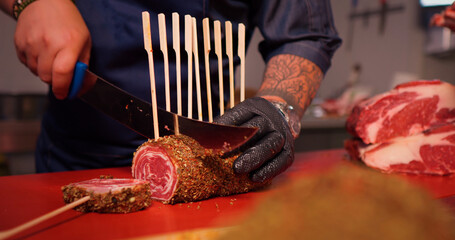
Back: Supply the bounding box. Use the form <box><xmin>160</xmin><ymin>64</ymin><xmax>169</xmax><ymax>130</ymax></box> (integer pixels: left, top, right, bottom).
<box><xmin>256</xmin><ymin>54</ymin><xmax>323</xmax><ymax>118</ymax></box>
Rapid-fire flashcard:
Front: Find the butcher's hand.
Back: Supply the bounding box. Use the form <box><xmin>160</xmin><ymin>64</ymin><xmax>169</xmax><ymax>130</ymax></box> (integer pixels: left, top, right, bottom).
<box><xmin>214</xmin><ymin>97</ymin><xmax>295</xmax><ymax>183</ymax></box>
<box><xmin>13</xmin><ymin>0</ymin><xmax>92</xmax><ymax>99</ymax></box>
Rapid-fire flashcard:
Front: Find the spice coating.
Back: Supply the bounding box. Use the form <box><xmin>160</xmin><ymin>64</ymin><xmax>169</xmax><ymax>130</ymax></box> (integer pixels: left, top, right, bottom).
<box><xmin>132</xmin><ymin>134</ymin><xmax>270</xmax><ymax>204</ymax></box>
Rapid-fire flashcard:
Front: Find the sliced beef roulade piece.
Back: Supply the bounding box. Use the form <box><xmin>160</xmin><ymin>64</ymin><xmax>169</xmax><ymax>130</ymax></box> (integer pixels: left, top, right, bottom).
<box><xmin>62</xmin><ymin>178</ymin><xmax>151</xmax><ymax>213</ymax></box>
<box><xmin>132</xmin><ymin>134</ymin><xmax>270</xmax><ymax>204</ymax></box>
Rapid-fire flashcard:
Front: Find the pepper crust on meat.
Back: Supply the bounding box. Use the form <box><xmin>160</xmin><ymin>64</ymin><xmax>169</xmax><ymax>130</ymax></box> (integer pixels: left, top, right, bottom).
<box><xmin>132</xmin><ymin>134</ymin><xmax>270</xmax><ymax>204</ymax></box>
<box><xmin>62</xmin><ymin>178</ymin><xmax>151</xmax><ymax>213</ymax></box>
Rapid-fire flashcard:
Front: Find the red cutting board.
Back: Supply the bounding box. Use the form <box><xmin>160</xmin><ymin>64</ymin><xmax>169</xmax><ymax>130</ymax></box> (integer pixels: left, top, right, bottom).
<box><xmin>0</xmin><ymin>149</ymin><xmax>454</xmax><ymax>239</ymax></box>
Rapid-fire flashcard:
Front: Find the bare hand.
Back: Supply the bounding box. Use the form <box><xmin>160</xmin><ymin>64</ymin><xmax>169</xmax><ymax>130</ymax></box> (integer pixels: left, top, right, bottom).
<box><xmin>14</xmin><ymin>0</ymin><xmax>91</xmax><ymax>99</ymax></box>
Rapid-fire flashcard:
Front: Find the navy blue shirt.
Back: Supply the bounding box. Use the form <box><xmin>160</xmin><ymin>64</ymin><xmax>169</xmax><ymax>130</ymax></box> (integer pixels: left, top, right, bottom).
<box><xmin>36</xmin><ymin>0</ymin><xmax>341</xmax><ymax>172</ymax></box>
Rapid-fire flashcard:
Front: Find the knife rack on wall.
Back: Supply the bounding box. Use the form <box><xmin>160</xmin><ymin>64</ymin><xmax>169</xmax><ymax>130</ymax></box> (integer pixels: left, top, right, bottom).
<box><xmin>141</xmin><ymin>11</ymin><xmax>246</xmax><ymax>137</ymax></box>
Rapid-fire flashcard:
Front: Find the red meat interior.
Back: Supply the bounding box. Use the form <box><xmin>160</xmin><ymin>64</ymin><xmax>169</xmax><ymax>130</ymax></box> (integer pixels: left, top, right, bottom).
<box><xmin>132</xmin><ymin>145</ymin><xmax>177</xmax><ymax>201</ymax></box>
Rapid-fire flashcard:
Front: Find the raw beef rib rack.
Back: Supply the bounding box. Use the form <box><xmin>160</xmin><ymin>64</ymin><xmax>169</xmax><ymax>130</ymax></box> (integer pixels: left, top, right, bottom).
<box><xmin>346</xmin><ymin>80</ymin><xmax>455</xmax><ymax>144</ymax></box>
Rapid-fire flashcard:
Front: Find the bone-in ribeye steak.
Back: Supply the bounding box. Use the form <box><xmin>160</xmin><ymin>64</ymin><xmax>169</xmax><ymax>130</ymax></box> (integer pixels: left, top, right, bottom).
<box><xmin>345</xmin><ymin>80</ymin><xmax>455</xmax><ymax>175</ymax></box>
<box><xmin>346</xmin><ymin>80</ymin><xmax>455</xmax><ymax>144</ymax></box>
<box><xmin>132</xmin><ymin>134</ymin><xmax>269</xmax><ymax>204</ymax></box>
<box><xmin>345</xmin><ymin>123</ymin><xmax>455</xmax><ymax>175</ymax></box>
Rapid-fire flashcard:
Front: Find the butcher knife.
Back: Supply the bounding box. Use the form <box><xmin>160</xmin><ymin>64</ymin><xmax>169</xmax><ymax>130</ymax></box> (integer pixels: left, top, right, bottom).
<box><xmin>68</xmin><ymin>61</ymin><xmax>257</xmax><ymax>151</ymax></box>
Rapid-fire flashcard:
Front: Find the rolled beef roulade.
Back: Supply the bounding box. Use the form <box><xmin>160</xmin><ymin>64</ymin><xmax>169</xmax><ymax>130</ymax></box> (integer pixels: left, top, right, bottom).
<box><xmin>132</xmin><ymin>135</ymin><xmax>270</xmax><ymax>204</ymax></box>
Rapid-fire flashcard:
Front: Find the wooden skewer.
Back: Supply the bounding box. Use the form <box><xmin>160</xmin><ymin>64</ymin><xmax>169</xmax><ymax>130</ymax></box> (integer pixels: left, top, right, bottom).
<box><xmin>142</xmin><ymin>11</ymin><xmax>159</xmax><ymax>139</ymax></box>
<box><xmin>225</xmin><ymin>21</ymin><xmax>235</xmax><ymax>108</ymax></box>
<box><xmin>172</xmin><ymin>13</ymin><xmax>181</xmax><ymax>136</ymax></box>
<box><xmin>173</xmin><ymin>114</ymin><xmax>180</xmax><ymax>135</ymax></box>
<box><xmin>214</xmin><ymin>20</ymin><xmax>224</xmax><ymax>115</ymax></box>
<box><xmin>238</xmin><ymin>23</ymin><xmax>246</xmax><ymax>102</ymax></box>
<box><xmin>158</xmin><ymin>13</ymin><xmax>171</xmax><ymax>112</ymax></box>
<box><xmin>0</xmin><ymin>196</ymin><xmax>90</xmax><ymax>240</ymax></box>
<box><xmin>173</xmin><ymin>12</ymin><xmax>182</xmax><ymax>117</ymax></box>
<box><xmin>202</xmin><ymin>18</ymin><xmax>213</xmax><ymax>122</ymax></box>
<box><xmin>185</xmin><ymin>15</ymin><xmax>193</xmax><ymax>119</ymax></box>
<box><xmin>192</xmin><ymin>17</ymin><xmax>203</xmax><ymax>121</ymax></box>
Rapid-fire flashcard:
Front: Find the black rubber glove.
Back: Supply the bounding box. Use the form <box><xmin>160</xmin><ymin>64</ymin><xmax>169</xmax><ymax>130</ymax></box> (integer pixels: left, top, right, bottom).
<box><xmin>214</xmin><ymin>97</ymin><xmax>294</xmax><ymax>182</ymax></box>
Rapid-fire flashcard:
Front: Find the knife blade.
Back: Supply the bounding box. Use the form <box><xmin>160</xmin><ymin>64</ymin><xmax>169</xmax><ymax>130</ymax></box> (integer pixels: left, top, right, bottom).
<box><xmin>68</xmin><ymin>61</ymin><xmax>257</xmax><ymax>151</ymax></box>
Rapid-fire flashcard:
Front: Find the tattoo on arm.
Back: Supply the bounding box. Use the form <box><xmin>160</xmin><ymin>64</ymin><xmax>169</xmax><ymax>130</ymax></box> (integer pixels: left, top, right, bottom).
<box><xmin>256</xmin><ymin>54</ymin><xmax>323</xmax><ymax>118</ymax></box>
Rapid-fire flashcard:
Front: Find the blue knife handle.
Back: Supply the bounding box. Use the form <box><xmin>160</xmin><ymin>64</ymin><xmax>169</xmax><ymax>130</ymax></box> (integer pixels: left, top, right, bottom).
<box><xmin>68</xmin><ymin>61</ymin><xmax>88</xmax><ymax>99</ymax></box>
